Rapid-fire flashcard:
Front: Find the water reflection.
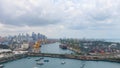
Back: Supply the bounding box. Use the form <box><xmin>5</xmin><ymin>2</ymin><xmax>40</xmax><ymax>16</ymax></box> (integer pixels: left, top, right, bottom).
<box><xmin>80</xmin><ymin>61</ymin><xmax>86</xmax><ymax>68</ymax></box>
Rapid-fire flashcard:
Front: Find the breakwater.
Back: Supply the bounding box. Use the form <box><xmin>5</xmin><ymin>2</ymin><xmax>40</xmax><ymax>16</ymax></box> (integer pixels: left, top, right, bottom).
<box><xmin>28</xmin><ymin>53</ymin><xmax>120</xmax><ymax>63</ymax></box>
<box><xmin>1</xmin><ymin>53</ymin><xmax>120</xmax><ymax>64</ymax></box>
<box><xmin>0</xmin><ymin>54</ymin><xmax>27</xmax><ymax>64</ymax></box>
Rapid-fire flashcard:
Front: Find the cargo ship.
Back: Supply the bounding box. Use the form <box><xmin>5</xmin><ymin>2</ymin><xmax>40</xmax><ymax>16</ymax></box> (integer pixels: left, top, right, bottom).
<box><xmin>59</xmin><ymin>44</ymin><xmax>67</xmax><ymax>49</ymax></box>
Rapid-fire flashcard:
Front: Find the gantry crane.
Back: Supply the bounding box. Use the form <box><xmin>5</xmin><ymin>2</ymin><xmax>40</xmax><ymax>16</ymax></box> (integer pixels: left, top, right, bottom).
<box><xmin>33</xmin><ymin>40</ymin><xmax>41</xmax><ymax>53</ymax></box>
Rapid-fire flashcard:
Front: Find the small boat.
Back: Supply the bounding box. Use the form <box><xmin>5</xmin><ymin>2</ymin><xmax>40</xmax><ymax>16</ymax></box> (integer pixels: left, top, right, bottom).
<box><xmin>40</xmin><ymin>57</ymin><xmax>44</xmax><ymax>59</ymax></box>
<box><xmin>61</xmin><ymin>61</ymin><xmax>66</xmax><ymax>64</ymax></box>
<box><xmin>36</xmin><ymin>62</ymin><xmax>44</xmax><ymax>65</ymax></box>
<box><xmin>28</xmin><ymin>57</ymin><xmax>31</xmax><ymax>59</ymax></box>
<box><xmin>0</xmin><ymin>64</ymin><xmax>4</xmax><ymax>68</ymax></box>
<box><xmin>44</xmin><ymin>60</ymin><xmax>49</xmax><ymax>62</ymax></box>
<box><xmin>34</xmin><ymin>67</ymin><xmax>38</xmax><ymax>68</ymax></box>
<box><xmin>35</xmin><ymin>57</ymin><xmax>44</xmax><ymax>61</ymax></box>
<box><xmin>35</xmin><ymin>59</ymin><xmax>40</xmax><ymax>61</ymax></box>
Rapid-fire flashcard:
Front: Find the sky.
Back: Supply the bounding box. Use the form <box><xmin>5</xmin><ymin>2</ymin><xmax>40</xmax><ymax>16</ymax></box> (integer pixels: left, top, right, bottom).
<box><xmin>0</xmin><ymin>0</ymin><xmax>120</xmax><ymax>39</ymax></box>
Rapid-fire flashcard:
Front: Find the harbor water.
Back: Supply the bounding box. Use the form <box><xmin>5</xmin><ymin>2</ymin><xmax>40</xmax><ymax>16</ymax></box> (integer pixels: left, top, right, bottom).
<box><xmin>41</xmin><ymin>42</ymin><xmax>74</xmax><ymax>54</ymax></box>
<box><xmin>3</xmin><ymin>42</ymin><xmax>120</xmax><ymax>68</ymax></box>
<box><xmin>3</xmin><ymin>57</ymin><xmax>120</xmax><ymax>68</ymax></box>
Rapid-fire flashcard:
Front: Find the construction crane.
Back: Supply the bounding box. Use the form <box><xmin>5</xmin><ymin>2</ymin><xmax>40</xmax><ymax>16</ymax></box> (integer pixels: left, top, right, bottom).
<box><xmin>33</xmin><ymin>40</ymin><xmax>41</xmax><ymax>53</ymax></box>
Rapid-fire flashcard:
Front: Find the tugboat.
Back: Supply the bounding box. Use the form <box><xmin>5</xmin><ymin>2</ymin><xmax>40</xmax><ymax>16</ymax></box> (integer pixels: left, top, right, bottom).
<box><xmin>0</xmin><ymin>64</ymin><xmax>4</xmax><ymax>68</ymax></box>
<box><xmin>59</xmin><ymin>44</ymin><xmax>67</xmax><ymax>49</ymax></box>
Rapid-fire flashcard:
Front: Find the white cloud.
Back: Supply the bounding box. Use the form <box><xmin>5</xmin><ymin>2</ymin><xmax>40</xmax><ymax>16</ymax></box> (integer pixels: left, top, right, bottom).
<box><xmin>0</xmin><ymin>0</ymin><xmax>120</xmax><ymax>38</ymax></box>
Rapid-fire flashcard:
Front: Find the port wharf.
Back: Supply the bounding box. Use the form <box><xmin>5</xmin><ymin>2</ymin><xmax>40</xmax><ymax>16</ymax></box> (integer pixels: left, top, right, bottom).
<box><xmin>0</xmin><ymin>52</ymin><xmax>120</xmax><ymax>64</ymax></box>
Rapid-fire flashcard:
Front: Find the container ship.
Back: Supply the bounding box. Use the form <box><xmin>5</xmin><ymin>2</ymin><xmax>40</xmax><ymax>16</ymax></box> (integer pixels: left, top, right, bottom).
<box><xmin>59</xmin><ymin>44</ymin><xmax>67</xmax><ymax>49</ymax></box>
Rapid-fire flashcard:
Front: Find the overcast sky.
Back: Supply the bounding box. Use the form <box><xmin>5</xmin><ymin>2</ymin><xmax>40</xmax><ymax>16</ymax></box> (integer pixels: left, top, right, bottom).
<box><xmin>0</xmin><ymin>0</ymin><xmax>120</xmax><ymax>39</ymax></box>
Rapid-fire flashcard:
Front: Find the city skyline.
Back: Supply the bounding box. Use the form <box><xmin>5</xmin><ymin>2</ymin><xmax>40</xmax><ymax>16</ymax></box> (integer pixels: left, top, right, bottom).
<box><xmin>0</xmin><ymin>0</ymin><xmax>120</xmax><ymax>39</ymax></box>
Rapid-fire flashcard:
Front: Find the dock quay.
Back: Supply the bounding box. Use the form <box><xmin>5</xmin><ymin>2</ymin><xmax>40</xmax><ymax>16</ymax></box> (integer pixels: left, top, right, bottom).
<box><xmin>0</xmin><ymin>52</ymin><xmax>120</xmax><ymax>64</ymax></box>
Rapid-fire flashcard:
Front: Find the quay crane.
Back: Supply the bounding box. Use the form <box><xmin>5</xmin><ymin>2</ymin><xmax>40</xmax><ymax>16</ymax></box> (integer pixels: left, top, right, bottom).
<box><xmin>33</xmin><ymin>40</ymin><xmax>41</xmax><ymax>53</ymax></box>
